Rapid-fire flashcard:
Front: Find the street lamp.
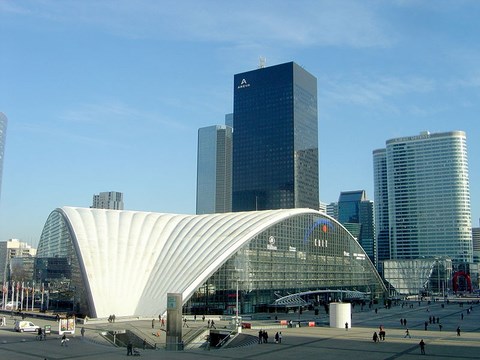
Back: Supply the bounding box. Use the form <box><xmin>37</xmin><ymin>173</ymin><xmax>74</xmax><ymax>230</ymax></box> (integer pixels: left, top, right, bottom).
<box><xmin>234</xmin><ymin>268</ymin><xmax>244</xmax><ymax>330</ymax></box>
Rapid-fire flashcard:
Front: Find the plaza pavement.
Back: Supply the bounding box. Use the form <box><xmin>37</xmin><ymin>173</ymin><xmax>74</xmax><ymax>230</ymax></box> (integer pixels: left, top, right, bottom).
<box><xmin>1</xmin><ymin>298</ymin><xmax>480</xmax><ymax>359</ymax></box>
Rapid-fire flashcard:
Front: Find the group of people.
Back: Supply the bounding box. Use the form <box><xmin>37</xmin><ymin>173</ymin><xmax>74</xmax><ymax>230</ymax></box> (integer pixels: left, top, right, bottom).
<box><xmin>274</xmin><ymin>331</ymin><xmax>282</xmax><ymax>343</ymax></box>
<box><xmin>258</xmin><ymin>329</ymin><xmax>269</xmax><ymax>343</ymax></box>
<box><xmin>207</xmin><ymin>319</ymin><xmax>216</xmax><ymax>329</ymax></box>
<box><xmin>372</xmin><ymin>325</ymin><xmax>386</xmax><ymax>342</ymax></box>
<box><xmin>107</xmin><ymin>314</ymin><xmax>116</xmax><ymax>323</ymax></box>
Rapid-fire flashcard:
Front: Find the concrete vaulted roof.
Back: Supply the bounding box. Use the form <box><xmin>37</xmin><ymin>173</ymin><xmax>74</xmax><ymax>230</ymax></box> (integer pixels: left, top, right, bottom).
<box><xmin>56</xmin><ymin>206</ymin><xmax>325</xmax><ymax>318</ymax></box>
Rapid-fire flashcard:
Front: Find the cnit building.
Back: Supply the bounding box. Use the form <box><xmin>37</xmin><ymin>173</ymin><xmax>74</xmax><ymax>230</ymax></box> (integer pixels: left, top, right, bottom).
<box><xmin>34</xmin><ymin>62</ymin><xmax>386</xmax><ymax>319</ymax></box>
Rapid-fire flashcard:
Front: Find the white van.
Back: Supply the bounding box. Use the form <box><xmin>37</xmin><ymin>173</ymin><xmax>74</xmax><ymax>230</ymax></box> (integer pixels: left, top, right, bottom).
<box><xmin>5</xmin><ymin>301</ymin><xmax>19</xmax><ymax>310</ymax></box>
<box><xmin>14</xmin><ymin>320</ymin><xmax>40</xmax><ymax>333</ymax></box>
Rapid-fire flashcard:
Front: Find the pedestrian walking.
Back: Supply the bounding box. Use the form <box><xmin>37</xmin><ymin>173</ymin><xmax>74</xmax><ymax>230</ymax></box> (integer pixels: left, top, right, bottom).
<box><xmin>143</xmin><ymin>338</ymin><xmax>147</xmax><ymax>350</ymax></box>
<box><xmin>152</xmin><ymin>319</ymin><xmax>155</xmax><ymax>329</ymax></box>
<box><xmin>278</xmin><ymin>331</ymin><xmax>282</xmax><ymax>343</ymax></box>
<box><xmin>275</xmin><ymin>332</ymin><xmax>279</xmax><ymax>343</ymax></box>
<box><xmin>127</xmin><ymin>341</ymin><xmax>133</xmax><ymax>356</ymax></box>
<box><xmin>373</xmin><ymin>332</ymin><xmax>378</xmax><ymax>342</ymax></box>
<box><xmin>404</xmin><ymin>329</ymin><xmax>411</xmax><ymax>338</ymax></box>
<box><xmin>419</xmin><ymin>339</ymin><xmax>425</xmax><ymax>355</ymax></box>
<box><xmin>81</xmin><ymin>327</ymin><xmax>85</xmax><ymax>337</ymax></box>
<box><xmin>457</xmin><ymin>326</ymin><xmax>461</xmax><ymax>336</ymax></box>
<box><xmin>210</xmin><ymin>320</ymin><xmax>216</xmax><ymax>329</ymax></box>
<box><xmin>345</xmin><ymin>322</ymin><xmax>349</xmax><ymax>331</ymax></box>
<box><xmin>61</xmin><ymin>334</ymin><xmax>69</xmax><ymax>347</ymax></box>
<box><xmin>258</xmin><ymin>330</ymin><xmax>263</xmax><ymax>344</ymax></box>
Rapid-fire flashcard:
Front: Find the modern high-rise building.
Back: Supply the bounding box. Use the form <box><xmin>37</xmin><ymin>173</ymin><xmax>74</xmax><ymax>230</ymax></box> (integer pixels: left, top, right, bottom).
<box><xmin>337</xmin><ymin>190</ymin><xmax>376</xmax><ymax>265</ymax></box>
<box><xmin>473</xmin><ymin>220</ymin><xmax>480</xmax><ymax>263</ymax></box>
<box><xmin>225</xmin><ymin>113</ymin><xmax>234</xmax><ymax>129</ymax></box>
<box><xmin>326</xmin><ymin>202</ymin><xmax>338</xmax><ymax>220</ymax></box>
<box><xmin>373</xmin><ymin>131</ymin><xmax>472</xmax><ymax>264</ymax></box>
<box><xmin>196</xmin><ymin>125</ymin><xmax>233</xmax><ymax>214</ymax></box>
<box><xmin>91</xmin><ymin>191</ymin><xmax>124</xmax><ymax>210</ymax></box>
<box><xmin>232</xmin><ymin>61</ymin><xmax>319</xmax><ymax>211</ymax></box>
<box><xmin>373</xmin><ymin>148</ymin><xmax>389</xmax><ymax>271</ymax></box>
<box><xmin>0</xmin><ymin>112</ymin><xmax>7</xmax><ymax>202</ymax></box>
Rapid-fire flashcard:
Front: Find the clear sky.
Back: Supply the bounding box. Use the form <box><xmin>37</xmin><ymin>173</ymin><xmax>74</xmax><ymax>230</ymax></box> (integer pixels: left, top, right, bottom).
<box><xmin>0</xmin><ymin>0</ymin><xmax>479</xmax><ymax>246</ymax></box>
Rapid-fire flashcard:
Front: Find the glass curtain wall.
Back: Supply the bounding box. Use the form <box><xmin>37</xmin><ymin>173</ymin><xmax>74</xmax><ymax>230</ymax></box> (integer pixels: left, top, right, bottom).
<box><xmin>186</xmin><ymin>213</ymin><xmax>386</xmax><ymax>314</ymax></box>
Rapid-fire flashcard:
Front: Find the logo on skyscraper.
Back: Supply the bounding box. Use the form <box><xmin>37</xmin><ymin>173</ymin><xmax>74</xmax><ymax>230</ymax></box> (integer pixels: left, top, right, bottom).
<box><xmin>237</xmin><ymin>78</ymin><xmax>250</xmax><ymax>89</ymax></box>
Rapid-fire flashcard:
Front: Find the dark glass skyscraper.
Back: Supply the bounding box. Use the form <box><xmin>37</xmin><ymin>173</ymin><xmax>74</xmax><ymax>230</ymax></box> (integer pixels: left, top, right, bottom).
<box><xmin>232</xmin><ymin>62</ymin><xmax>318</xmax><ymax>211</ymax></box>
<box><xmin>338</xmin><ymin>190</ymin><xmax>376</xmax><ymax>266</ymax></box>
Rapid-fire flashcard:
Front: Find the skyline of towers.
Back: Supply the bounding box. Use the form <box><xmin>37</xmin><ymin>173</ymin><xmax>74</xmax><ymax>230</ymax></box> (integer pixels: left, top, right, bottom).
<box><xmin>374</xmin><ymin>131</ymin><xmax>472</xmax><ymax>264</ymax></box>
<box><xmin>196</xmin><ymin>124</ymin><xmax>233</xmax><ymax>214</ymax></box>
<box><xmin>232</xmin><ymin>61</ymin><xmax>319</xmax><ymax>211</ymax></box>
<box><xmin>0</xmin><ymin>112</ymin><xmax>7</xmax><ymax>203</ymax></box>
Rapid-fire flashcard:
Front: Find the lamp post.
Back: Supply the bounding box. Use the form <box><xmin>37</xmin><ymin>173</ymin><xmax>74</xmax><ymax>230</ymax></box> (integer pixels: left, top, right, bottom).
<box><xmin>236</xmin><ymin>280</ymin><xmax>239</xmax><ymax>328</ymax></box>
<box><xmin>234</xmin><ymin>268</ymin><xmax>244</xmax><ymax>331</ymax></box>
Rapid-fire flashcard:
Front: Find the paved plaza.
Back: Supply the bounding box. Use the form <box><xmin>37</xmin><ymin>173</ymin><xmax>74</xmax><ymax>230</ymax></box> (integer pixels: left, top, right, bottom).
<box><xmin>1</xmin><ymin>298</ymin><xmax>480</xmax><ymax>359</ymax></box>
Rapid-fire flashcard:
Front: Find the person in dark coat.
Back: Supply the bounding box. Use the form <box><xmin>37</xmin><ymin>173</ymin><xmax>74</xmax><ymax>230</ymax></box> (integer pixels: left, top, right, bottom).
<box><xmin>419</xmin><ymin>339</ymin><xmax>425</xmax><ymax>354</ymax></box>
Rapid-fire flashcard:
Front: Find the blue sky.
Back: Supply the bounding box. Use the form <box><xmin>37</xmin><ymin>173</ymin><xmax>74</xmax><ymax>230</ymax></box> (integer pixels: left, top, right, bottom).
<box><xmin>0</xmin><ymin>0</ymin><xmax>479</xmax><ymax>246</ymax></box>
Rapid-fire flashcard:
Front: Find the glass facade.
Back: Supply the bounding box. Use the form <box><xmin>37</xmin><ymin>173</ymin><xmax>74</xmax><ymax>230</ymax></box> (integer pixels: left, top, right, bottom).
<box><xmin>232</xmin><ymin>62</ymin><xmax>319</xmax><ymax>211</ymax></box>
<box><xmin>36</xmin><ymin>210</ymin><xmax>90</xmax><ymax>315</ymax></box>
<box><xmin>196</xmin><ymin>125</ymin><xmax>233</xmax><ymax>214</ymax></box>
<box><xmin>186</xmin><ymin>212</ymin><xmax>386</xmax><ymax>315</ymax></box>
<box><xmin>383</xmin><ymin>259</ymin><xmax>452</xmax><ymax>296</ymax></box>
<box><xmin>337</xmin><ymin>191</ymin><xmax>376</xmax><ymax>267</ymax></box>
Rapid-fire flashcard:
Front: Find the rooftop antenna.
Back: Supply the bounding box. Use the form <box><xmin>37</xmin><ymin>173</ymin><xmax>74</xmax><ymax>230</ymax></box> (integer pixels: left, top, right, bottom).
<box><xmin>258</xmin><ymin>56</ymin><xmax>266</xmax><ymax>69</ymax></box>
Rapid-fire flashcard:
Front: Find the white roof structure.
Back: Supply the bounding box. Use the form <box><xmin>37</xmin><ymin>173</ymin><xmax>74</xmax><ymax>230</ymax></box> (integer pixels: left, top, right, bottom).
<box><xmin>43</xmin><ymin>206</ymin><xmax>326</xmax><ymax>318</ymax></box>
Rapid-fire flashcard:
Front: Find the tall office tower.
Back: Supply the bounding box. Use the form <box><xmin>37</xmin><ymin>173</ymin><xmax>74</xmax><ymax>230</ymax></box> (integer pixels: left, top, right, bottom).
<box><xmin>225</xmin><ymin>113</ymin><xmax>234</xmax><ymax>129</ymax></box>
<box><xmin>232</xmin><ymin>61</ymin><xmax>319</xmax><ymax>211</ymax></box>
<box><xmin>374</xmin><ymin>131</ymin><xmax>472</xmax><ymax>263</ymax></box>
<box><xmin>91</xmin><ymin>191</ymin><xmax>124</xmax><ymax>210</ymax></box>
<box><xmin>0</xmin><ymin>112</ymin><xmax>7</xmax><ymax>202</ymax></box>
<box><xmin>373</xmin><ymin>148</ymin><xmax>389</xmax><ymax>271</ymax></box>
<box><xmin>196</xmin><ymin>125</ymin><xmax>233</xmax><ymax>214</ymax></box>
<box><xmin>338</xmin><ymin>190</ymin><xmax>376</xmax><ymax>265</ymax></box>
<box><xmin>473</xmin><ymin>220</ymin><xmax>480</xmax><ymax>263</ymax></box>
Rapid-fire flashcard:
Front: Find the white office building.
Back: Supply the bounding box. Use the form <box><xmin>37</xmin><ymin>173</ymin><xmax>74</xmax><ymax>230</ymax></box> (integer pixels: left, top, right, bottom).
<box><xmin>91</xmin><ymin>191</ymin><xmax>124</xmax><ymax>210</ymax></box>
<box><xmin>0</xmin><ymin>239</ymin><xmax>37</xmax><ymax>283</ymax></box>
<box><xmin>374</xmin><ymin>131</ymin><xmax>472</xmax><ymax>263</ymax></box>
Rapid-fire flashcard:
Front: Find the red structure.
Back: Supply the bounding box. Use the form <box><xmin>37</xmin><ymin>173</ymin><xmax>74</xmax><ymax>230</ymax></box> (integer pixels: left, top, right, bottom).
<box><xmin>452</xmin><ymin>271</ymin><xmax>472</xmax><ymax>293</ymax></box>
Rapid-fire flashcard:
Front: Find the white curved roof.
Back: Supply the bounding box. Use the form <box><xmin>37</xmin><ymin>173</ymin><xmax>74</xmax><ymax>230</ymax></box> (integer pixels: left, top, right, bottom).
<box><xmin>59</xmin><ymin>206</ymin><xmax>320</xmax><ymax>318</ymax></box>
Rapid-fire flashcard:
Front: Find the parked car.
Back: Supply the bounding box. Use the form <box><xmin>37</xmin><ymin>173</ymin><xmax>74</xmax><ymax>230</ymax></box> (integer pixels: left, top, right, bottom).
<box><xmin>14</xmin><ymin>320</ymin><xmax>40</xmax><ymax>333</ymax></box>
<box><xmin>4</xmin><ymin>301</ymin><xmax>19</xmax><ymax>310</ymax></box>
